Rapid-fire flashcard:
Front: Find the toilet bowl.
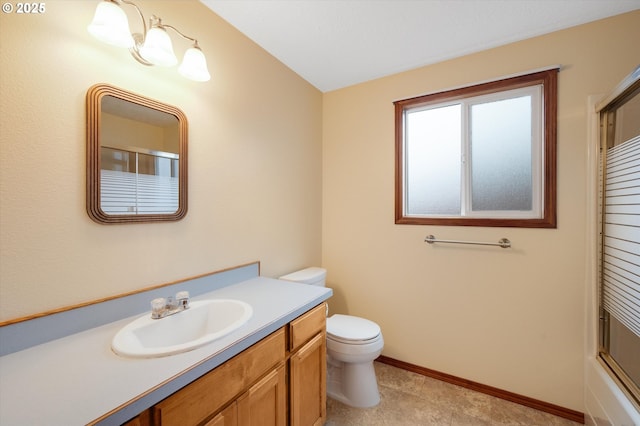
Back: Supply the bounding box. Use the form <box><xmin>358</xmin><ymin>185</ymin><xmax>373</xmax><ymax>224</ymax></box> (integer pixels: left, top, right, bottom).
<box><xmin>279</xmin><ymin>267</ymin><xmax>384</xmax><ymax>408</ymax></box>
<box><xmin>326</xmin><ymin>314</ymin><xmax>384</xmax><ymax>407</ymax></box>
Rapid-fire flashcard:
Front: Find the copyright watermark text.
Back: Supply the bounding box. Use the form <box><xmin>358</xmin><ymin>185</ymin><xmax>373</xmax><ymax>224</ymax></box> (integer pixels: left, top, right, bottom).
<box><xmin>2</xmin><ymin>2</ymin><xmax>46</xmax><ymax>14</ymax></box>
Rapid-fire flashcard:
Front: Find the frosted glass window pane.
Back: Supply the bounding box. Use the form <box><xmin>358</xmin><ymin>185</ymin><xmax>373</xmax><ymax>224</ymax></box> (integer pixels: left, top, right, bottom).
<box><xmin>470</xmin><ymin>96</ymin><xmax>532</xmax><ymax>211</ymax></box>
<box><xmin>406</xmin><ymin>104</ymin><xmax>461</xmax><ymax>215</ymax></box>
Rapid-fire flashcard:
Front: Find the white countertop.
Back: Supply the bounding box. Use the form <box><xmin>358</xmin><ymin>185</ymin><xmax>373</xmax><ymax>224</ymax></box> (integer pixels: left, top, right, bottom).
<box><xmin>0</xmin><ymin>277</ymin><xmax>331</xmax><ymax>426</ymax></box>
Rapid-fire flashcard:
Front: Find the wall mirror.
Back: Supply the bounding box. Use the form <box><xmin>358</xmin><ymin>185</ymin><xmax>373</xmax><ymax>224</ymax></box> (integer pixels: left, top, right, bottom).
<box><xmin>86</xmin><ymin>84</ymin><xmax>188</xmax><ymax>224</ymax></box>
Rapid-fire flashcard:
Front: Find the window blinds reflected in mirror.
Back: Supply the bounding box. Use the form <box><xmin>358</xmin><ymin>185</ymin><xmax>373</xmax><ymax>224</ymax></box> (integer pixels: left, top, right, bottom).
<box><xmin>100</xmin><ymin>146</ymin><xmax>179</xmax><ymax>215</ymax></box>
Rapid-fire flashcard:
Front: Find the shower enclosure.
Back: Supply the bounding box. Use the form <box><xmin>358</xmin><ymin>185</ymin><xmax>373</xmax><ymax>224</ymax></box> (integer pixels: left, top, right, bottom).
<box><xmin>598</xmin><ymin>66</ymin><xmax>640</xmax><ymax>410</ymax></box>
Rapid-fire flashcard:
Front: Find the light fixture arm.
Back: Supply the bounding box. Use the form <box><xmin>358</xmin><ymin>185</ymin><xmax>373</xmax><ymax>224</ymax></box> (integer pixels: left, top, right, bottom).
<box><xmin>115</xmin><ymin>0</ymin><xmax>154</xmax><ymax>66</ymax></box>
<box><xmin>118</xmin><ymin>1</ymin><xmax>199</xmax><ymax>49</ymax></box>
<box><xmin>120</xmin><ymin>0</ymin><xmax>146</xmax><ymax>36</ymax></box>
<box><xmin>162</xmin><ymin>23</ymin><xmax>199</xmax><ymax>46</ymax></box>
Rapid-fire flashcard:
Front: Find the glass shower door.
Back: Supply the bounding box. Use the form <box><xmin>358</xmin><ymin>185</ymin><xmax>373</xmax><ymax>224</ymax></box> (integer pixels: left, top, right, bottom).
<box><xmin>598</xmin><ymin>69</ymin><xmax>640</xmax><ymax>409</ymax></box>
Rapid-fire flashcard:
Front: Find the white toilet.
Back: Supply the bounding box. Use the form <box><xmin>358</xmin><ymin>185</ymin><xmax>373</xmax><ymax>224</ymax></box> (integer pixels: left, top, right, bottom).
<box><xmin>279</xmin><ymin>267</ymin><xmax>384</xmax><ymax>408</ymax></box>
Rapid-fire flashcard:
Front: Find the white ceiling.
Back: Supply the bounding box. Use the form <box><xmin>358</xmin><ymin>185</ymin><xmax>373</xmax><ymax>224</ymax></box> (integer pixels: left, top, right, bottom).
<box><xmin>201</xmin><ymin>0</ymin><xmax>640</xmax><ymax>92</ymax></box>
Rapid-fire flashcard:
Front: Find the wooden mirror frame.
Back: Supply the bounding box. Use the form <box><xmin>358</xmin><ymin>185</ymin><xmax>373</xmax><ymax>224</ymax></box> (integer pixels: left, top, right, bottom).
<box><xmin>86</xmin><ymin>84</ymin><xmax>188</xmax><ymax>224</ymax></box>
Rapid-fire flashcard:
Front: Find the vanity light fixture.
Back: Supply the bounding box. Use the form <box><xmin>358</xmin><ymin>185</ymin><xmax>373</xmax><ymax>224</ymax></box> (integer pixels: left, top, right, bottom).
<box><xmin>87</xmin><ymin>0</ymin><xmax>211</xmax><ymax>82</ymax></box>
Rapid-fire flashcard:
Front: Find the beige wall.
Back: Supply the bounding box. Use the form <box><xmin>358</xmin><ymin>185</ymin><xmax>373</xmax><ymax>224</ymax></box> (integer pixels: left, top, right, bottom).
<box><xmin>322</xmin><ymin>11</ymin><xmax>640</xmax><ymax>412</ymax></box>
<box><xmin>0</xmin><ymin>1</ymin><xmax>322</xmax><ymax>320</ymax></box>
<box><xmin>101</xmin><ymin>113</ymin><xmax>176</xmax><ymax>153</ymax></box>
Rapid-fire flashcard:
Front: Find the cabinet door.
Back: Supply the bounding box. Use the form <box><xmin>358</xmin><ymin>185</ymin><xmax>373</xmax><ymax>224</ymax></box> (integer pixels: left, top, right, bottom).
<box><xmin>289</xmin><ymin>332</ymin><xmax>326</xmax><ymax>426</ymax></box>
<box><xmin>237</xmin><ymin>364</ymin><xmax>286</xmax><ymax>426</ymax></box>
<box><xmin>204</xmin><ymin>403</ymin><xmax>237</xmax><ymax>426</ymax></box>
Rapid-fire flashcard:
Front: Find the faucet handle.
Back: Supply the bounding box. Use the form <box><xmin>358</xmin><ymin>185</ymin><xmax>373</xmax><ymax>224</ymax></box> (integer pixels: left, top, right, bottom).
<box><xmin>151</xmin><ymin>297</ymin><xmax>166</xmax><ymax>318</ymax></box>
<box><xmin>176</xmin><ymin>291</ymin><xmax>190</xmax><ymax>309</ymax></box>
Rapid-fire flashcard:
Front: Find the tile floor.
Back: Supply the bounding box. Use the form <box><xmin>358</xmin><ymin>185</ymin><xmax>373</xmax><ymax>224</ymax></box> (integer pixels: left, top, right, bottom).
<box><xmin>325</xmin><ymin>362</ymin><xmax>583</xmax><ymax>426</ymax></box>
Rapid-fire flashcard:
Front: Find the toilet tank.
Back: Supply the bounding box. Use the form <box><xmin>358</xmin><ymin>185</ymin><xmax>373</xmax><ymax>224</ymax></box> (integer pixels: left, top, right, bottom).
<box><xmin>279</xmin><ymin>267</ymin><xmax>326</xmax><ymax>287</ymax></box>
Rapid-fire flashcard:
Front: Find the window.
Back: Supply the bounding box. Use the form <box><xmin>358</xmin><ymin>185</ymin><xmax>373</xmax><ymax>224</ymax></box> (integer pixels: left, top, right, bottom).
<box><xmin>394</xmin><ymin>68</ymin><xmax>558</xmax><ymax>227</ymax></box>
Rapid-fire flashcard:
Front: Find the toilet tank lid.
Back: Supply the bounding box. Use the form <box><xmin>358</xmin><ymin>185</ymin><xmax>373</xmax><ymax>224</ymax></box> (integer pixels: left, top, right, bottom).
<box><xmin>327</xmin><ymin>314</ymin><xmax>381</xmax><ymax>341</ymax></box>
<box><xmin>279</xmin><ymin>267</ymin><xmax>326</xmax><ymax>284</ymax></box>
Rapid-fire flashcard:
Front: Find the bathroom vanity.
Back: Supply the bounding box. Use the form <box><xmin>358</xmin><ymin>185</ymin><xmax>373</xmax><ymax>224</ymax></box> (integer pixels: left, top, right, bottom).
<box><xmin>0</xmin><ymin>263</ymin><xmax>332</xmax><ymax>426</ymax></box>
<box><xmin>125</xmin><ymin>303</ymin><xmax>327</xmax><ymax>426</ymax></box>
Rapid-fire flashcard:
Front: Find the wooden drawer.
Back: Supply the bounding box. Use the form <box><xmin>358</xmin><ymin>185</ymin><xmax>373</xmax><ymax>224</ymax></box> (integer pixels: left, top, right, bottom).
<box><xmin>289</xmin><ymin>304</ymin><xmax>326</xmax><ymax>352</ymax></box>
<box><xmin>153</xmin><ymin>327</ymin><xmax>286</xmax><ymax>426</ymax></box>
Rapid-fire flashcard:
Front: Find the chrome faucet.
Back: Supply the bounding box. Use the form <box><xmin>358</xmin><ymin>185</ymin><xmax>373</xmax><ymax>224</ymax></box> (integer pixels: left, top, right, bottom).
<box><xmin>150</xmin><ymin>291</ymin><xmax>190</xmax><ymax>319</ymax></box>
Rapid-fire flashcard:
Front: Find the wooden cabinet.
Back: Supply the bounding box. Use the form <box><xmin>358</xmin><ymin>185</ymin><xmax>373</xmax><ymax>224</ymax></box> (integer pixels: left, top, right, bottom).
<box><xmin>204</xmin><ymin>402</ymin><xmax>237</xmax><ymax>426</ymax></box>
<box><xmin>127</xmin><ymin>303</ymin><xmax>326</xmax><ymax>426</ymax></box>
<box><xmin>288</xmin><ymin>304</ymin><xmax>327</xmax><ymax>426</ymax></box>
<box><xmin>237</xmin><ymin>364</ymin><xmax>287</xmax><ymax>426</ymax></box>
<box><xmin>152</xmin><ymin>328</ymin><xmax>286</xmax><ymax>426</ymax></box>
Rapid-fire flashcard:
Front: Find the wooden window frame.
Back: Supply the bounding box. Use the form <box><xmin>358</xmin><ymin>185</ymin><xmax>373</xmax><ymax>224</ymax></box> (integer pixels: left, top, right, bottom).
<box><xmin>394</xmin><ymin>68</ymin><xmax>558</xmax><ymax>228</ymax></box>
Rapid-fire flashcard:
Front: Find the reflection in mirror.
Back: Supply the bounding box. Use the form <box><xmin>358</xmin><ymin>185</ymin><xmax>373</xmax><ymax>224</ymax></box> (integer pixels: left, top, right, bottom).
<box><xmin>87</xmin><ymin>84</ymin><xmax>188</xmax><ymax>224</ymax></box>
<box><xmin>100</xmin><ymin>97</ymin><xmax>180</xmax><ymax>215</ymax></box>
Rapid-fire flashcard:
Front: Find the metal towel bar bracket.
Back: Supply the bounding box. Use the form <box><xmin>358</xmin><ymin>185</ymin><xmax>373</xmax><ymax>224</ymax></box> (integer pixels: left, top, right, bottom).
<box><xmin>424</xmin><ymin>234</ymin><xmax>511</xmax><ymax>249</ymax></box>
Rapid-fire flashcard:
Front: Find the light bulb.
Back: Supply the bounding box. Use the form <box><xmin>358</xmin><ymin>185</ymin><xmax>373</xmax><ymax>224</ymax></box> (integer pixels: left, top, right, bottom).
<box><xmin>87</xmin><ymin>1</ymin><xmax>134</xmax><ymax>48</ymax></box>
<box><xmin>178</xmin><ymin>46</ymin><xmax>211</xmax><ymax>82</ymax></box>
<box><xmin>139</xmin><ymin>26</ymin><xmax>178</xmax><ymax>67</ymax></box>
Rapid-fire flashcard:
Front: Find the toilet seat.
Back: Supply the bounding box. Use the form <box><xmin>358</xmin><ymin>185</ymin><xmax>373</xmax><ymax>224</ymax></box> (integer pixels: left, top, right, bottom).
<box><xmin>327</xmin><ymin>314</ymin><xmax>381</xmax><ymax>344</ymax></box>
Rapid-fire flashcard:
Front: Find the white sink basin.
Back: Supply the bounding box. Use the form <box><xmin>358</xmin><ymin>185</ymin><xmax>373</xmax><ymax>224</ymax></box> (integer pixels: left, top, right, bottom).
<box><xmin>112</xmin><ymin>299</ymin><xmax>253</xmax><ymax>358</ymax></box>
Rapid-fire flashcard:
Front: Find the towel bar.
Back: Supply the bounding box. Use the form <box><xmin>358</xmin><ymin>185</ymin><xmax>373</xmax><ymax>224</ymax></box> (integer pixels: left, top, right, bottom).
<box><xmin>424</xmin><ymin>235</ymin><xmax>511</xmax><ymax>249</ymax></box>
